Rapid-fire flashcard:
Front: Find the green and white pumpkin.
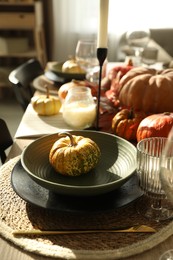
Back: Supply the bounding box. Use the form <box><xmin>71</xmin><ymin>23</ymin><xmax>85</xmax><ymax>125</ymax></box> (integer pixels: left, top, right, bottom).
<box><xmin>49</xmin><ymin>132</ymin><xmax>101</xmax><ymax>176</ymax></box>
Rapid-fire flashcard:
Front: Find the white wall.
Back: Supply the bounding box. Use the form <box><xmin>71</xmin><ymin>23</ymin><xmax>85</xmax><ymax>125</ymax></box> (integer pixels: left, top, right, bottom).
<box><xmin>45</xmin><ymin>0</ymin><xmax>173</xmax><ymax>62</ymax></box>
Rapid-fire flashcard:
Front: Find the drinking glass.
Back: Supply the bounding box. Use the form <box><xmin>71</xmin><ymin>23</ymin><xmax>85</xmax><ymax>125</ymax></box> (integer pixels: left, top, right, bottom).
<box><xmin>136</xmin><ymin>137</ymin><xmax>173</xmax><ymax>221</ymax></box>
<box><xmin>75</xmin><ymin>40</ymin><xmax>99</xmax><ymax>82</ymax></box>
<box><xmin>159</xmin><ymin>129</ymin><xmax>173</xmax><ymax>259</ymax></box>
<box><xmin>160</xmin><ymin>127</ymin><xmax>173</xmax><ymax>205</ymax></box>
<box><xmin>159</xmin><ymin>250</ymin><xmax>173</xmax><ymax>260</ymax></box>
<box><xmin>126</xmin><ymin>28</ymin><xmax>150</xmax><ymax>65</ymax></box>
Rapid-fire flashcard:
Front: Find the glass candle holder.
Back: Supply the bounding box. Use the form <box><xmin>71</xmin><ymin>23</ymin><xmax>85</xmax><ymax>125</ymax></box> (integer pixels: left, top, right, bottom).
<box><xmin>62</xmin><ymin>86</ymin><xmax>97</xmax><ymax>129</ymax></box>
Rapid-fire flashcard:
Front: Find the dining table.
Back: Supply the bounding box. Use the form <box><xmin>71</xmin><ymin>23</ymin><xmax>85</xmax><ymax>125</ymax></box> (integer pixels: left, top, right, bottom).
<box><xmin>1</xmin><ymin>63</ymin><xmax>173</xmax><ymax>260</ymax></box>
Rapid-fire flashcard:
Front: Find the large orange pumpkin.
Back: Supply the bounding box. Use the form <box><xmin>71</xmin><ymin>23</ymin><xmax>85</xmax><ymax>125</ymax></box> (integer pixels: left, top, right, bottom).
<box><xmin>118</xmin><ymin>67</ymin><xmax>173</xmax><ymax>114</ymax></box>
<box><xmin>136</xmin><ymin>112</ymin><xmax>173</xmax><ymax>142</ymax></box>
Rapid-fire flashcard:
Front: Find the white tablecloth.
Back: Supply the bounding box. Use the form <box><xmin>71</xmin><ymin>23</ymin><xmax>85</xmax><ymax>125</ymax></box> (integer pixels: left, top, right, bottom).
<box><xmin>15</xmin><ymin>104</ymin><xmax>73</xmax><ymax>138</ymax></box>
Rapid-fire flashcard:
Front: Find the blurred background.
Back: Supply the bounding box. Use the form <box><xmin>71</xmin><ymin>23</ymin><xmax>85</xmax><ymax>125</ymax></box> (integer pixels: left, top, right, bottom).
<box><xmin>1</xmin><ymin>0</ymin><xmax>173</xmax><ymax>138</ymax></box>
<box><xmin>44</xmin><ymin>0</ymin><xmax>173</xmax><ymax>62</ymax></box>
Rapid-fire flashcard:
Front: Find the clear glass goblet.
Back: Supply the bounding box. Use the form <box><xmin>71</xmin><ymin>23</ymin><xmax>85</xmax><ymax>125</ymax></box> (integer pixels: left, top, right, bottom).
<box><xmin>75</xmin><ymin>40</ymin><xmax>99</xmax><ymax>83</ymax></box>
<box><xmin>136</xmin><ymin>137</ymin><xmax>173</xmax><ymax>222</ymax></box>
<box><xmin>126</xmin><ymin>28</ymin><xmax>150</xmax><ymax>66</ymax></box>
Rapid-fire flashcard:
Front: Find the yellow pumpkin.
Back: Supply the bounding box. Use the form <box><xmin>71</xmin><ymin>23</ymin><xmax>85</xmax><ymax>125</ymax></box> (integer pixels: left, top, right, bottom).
<box><xmin>49</xmin><ymin>132</ymin><xmax>101</xmax><ymax>176</ymax></box>
<box><xmin>31</xmin><ymin>87</ymin><xmax>61</xmax><ymax>116</ymax></box>
<box><xmin>62</xmin><ymin>58</ymin><xmax>85</xmax><ymax>74</ymax></box>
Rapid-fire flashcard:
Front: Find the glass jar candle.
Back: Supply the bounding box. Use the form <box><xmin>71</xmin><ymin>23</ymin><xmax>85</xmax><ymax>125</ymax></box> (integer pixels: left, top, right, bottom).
<box><xmin>62</xmin><ymin>86</ymin><xmax>97</xmax><ymax>129</ymax></box>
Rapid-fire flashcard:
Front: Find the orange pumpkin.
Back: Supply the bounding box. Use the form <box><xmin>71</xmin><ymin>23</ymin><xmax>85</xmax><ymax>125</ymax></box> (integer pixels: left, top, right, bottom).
<box><xmin>118</xmin><ymin>67</ymin><xmax>173</xmax><ymax>113</ymax></box>
<box><xmin>58</xmin><ymin>80</ymin><xmax>99</xmax><ymax>102</ymax></box>
<box><xmin>136</xmin><ymin>112</ymin><xmax>173</xmax><ymax>142</ymax></box>
<box><xmin>58</xmin><ymin>80</ymin><xmax>86</xmax><ymax>102</ymax></box>
<box><xmin>112</xmin><ymin>108</ymin><xmax>146</xmax><ymax>141</ymax></box>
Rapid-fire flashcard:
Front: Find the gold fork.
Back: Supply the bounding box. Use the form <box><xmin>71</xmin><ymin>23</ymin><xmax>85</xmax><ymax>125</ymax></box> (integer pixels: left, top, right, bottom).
<box><xmin>13</xmin><ymin>225</ymin><xmax>156</xmax><ymax>236</ymax></box>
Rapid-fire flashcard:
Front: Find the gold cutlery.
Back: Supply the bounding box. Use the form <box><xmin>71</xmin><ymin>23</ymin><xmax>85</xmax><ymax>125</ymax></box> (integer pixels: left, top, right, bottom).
<box><xmin>13</xmin><ymin>225</ymin><xmax>156</xmax><ymax>236</ymax></box>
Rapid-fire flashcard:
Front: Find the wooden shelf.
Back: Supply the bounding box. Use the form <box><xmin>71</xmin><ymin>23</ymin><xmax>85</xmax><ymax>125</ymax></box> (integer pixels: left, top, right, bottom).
<box><xmin>0</xmin><ymin>13</ymin><xmax>35</xmax><ymax>29</ymax></box>
<box><xmin>0</xmin><ymin>0</ymin><xmax>34</xmax><ymax>5</ymax></box>
<box><xmin>0</xmin><ymin>0</ymin><xmax>47</xmax><ymax>87</ymax></box>
<box><xmin>0</xmin><ymin>49</ymin><xmax>37</xmax><ymax>57</ymax></box>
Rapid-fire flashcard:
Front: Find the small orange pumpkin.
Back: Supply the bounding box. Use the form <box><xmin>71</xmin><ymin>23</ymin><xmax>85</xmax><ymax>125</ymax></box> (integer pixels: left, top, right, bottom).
<box><xmin>112</xmin><ymin>108</ymin><xmax>146</xmax><ymax>141</ymax></box>
<box><xmin>58</xmin><ymin>80</ymin><xmax>86</xmax><ymax>102</ymax></box>
<box><xmin>136</xmin><ymin>112</ymin><xmax>173</xmax><ymax>142</ymax></box>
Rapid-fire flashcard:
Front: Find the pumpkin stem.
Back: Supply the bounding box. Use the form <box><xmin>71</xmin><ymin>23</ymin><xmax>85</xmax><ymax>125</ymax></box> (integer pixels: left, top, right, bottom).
<box><xmin>58</xmin><ymin>131</ymin><xmax>76</xmax><ymax>147</ymax></box>
<box><xmin>164</xmin><ymin>112</ymin><xmax>171</xmax><ymax>116</ymax></box>
<box><xmin>129</xmin><ymin>108</ymin><xmax>134</xmax><ymax>119</ymax></box>
<box><xmin>45</xmin><ymin>85</ymin><xmax>50</xmax><ymax>98</ymax></box>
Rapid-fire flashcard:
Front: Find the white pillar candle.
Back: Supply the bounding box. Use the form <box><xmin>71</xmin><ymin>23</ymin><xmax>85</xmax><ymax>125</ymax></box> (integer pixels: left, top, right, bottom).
<box><xmin>97</xmin><ymin>0</ymin><xmax>109</xmax><ymax>48</ymax></box>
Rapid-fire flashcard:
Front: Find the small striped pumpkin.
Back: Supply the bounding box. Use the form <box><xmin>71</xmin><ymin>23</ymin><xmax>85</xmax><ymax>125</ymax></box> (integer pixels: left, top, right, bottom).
<box><xmin>49</xmin><ymin>132</ymin><xmax>101</xmax><ymax>176</ymax></box>
<box><xmin>31</xmin><ymin>87</ymin><xmax>61</xmax><ymax>116</ymax></box>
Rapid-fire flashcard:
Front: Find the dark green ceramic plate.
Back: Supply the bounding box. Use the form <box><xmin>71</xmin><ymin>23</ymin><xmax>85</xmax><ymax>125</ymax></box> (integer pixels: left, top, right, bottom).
<box><xmin>11</xmin><ymin>160</ymin><xmax>142</xmax><ymax>212</ymax></box>
<box><xmin>50</xmin><ymin>62</ymin><xmax>86</xmax><ymax>80</ymax></box>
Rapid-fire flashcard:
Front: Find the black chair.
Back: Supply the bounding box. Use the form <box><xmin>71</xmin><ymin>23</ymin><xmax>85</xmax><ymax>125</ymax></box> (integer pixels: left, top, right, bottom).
<box><xmin>8</xmin><ymin>59</ymin><xmax>44</xmax><ymax>111</ymax></box>
<box><xmin>0</xmin><ymin>119</ymin><xmax>13</xmax><ymax>164</ymax></box>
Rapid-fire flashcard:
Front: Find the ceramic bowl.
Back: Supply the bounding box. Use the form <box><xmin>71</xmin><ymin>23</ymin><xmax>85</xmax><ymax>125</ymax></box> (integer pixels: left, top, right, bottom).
<box><xmin>21</xmin><ymin>130</ymin><xmax>137</xmax><ymax>196</ymax></box>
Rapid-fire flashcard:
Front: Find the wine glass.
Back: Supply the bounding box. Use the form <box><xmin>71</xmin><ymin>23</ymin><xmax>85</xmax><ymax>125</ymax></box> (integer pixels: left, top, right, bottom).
<box><xmin>142</xmin><ymin>47</ymin><xmax>158</xmax><ymax>67</ymax></box>
<box><xmin>75</xmin><ymin>40</ymin><xmax>99</xmax><ymax>83</ymax></box>
<box><xmin>136</xmin><ymin>137</ymin><xmax>173</xmax><ymax>222</ymax></box>
<box><xmin>126</xmin><ymin>28</ymin><xmax>150</xmax><ymax>65</ymax></box>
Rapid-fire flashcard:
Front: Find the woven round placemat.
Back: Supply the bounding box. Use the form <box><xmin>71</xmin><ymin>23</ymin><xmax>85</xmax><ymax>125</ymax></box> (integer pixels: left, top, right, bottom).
<box><xmin>0</xmin><ymin>156</ymin><xmax>173</xmax><ymax>259</ymax></box>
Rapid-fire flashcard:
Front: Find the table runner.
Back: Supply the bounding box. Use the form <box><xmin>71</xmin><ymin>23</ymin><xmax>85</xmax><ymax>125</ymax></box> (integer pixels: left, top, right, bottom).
<box><xmin>14</xmin><ymin>103</ymin><xmax>115</xmax><ymax>139</ymax></box>
<box><xmin>0</xmin><ymin>156</ymin><xmax>173</xmax><ymax>259</ymax></box>
<box><xmin>14</xmin><ymin>104</ymin><xmax>72</xmax><ymax>138</ymax></box>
